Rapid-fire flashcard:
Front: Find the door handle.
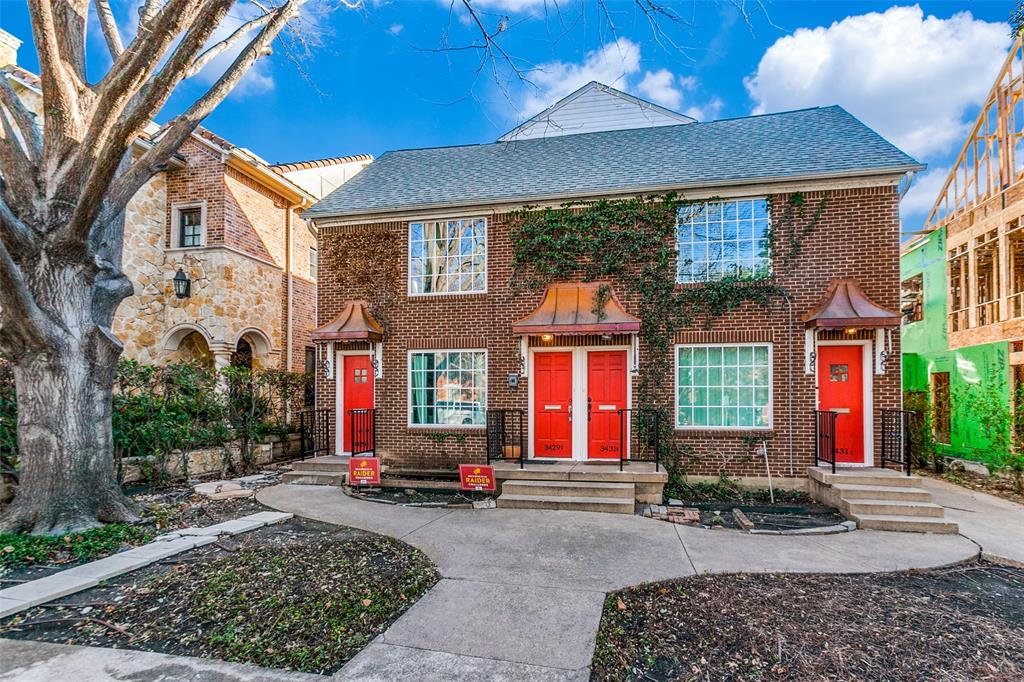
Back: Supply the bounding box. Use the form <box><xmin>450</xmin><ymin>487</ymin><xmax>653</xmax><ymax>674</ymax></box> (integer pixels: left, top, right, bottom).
<box><xmin>568</xmin><ymin>405</ymin><xmax>572</xmax><ymax>422</ymax></box>
<box><xmin>587</xmin><ymin>396</ymin><xmax>592</xmax><ymax>422</ymax></box>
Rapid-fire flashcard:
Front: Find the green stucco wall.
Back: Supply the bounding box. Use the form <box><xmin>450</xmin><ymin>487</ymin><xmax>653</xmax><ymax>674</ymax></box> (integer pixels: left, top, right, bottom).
<box><xmin>900</xmin><ymin>228</ymin><xmax>1009</xmax><ymax>460</ymax></box>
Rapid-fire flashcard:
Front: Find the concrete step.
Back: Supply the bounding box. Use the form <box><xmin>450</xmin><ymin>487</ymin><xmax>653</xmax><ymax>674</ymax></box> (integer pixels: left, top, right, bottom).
<box><xmin>501</xmin><ymin>479</ymin><xmax>635</xmax><ymax>499</ymax></box>
<box><xmin>847</xmin><ymin>513</ymin><xmax>959</xmax><ymax>534</ymax></box>
<box><xmin>292</xmin><ymin>458</ymin><xmax>348</xmax><ymax>473</ymax></box>
<box><xmin>281</xmin><ymin>471</ymin><xmax>346</xmax><ymax>486</ymax></box>
<box><xmin>496</xmin><ymin>494</ymin><xmax>634</xmax><ymax>514</ymax></box>
<box><xmin>831</xmin><ymin>483</ymin><xmax>933</xmax><ymax>502</ymax></box>
<box><xmin>842</xmin><ymin>498</ymin><xmax>946</xmax><ymax>518</ymax></box>
<box><xmin>808</xmin><ymin>467</ymin><xmax>923</xmax><ymax>488</ymax></box>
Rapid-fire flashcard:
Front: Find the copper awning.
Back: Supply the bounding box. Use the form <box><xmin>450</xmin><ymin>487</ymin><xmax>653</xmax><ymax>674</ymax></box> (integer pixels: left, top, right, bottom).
<box><xmin>512</xmin><ymin>283</ymin><xmax>640</xmax><ymax>336</ymax></box>
<box><xmin>311</xmin><ymin>300</ymin><xmax>384</xmax><ymax>342</ymax></box>
<box><xmin>802</xmin><ymin>279</ymin><xmax>901</xmax><ymax>329</ymax></box>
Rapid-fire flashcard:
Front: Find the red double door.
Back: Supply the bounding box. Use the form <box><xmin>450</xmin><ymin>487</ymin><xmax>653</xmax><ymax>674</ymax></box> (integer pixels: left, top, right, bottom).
<box><xmin>533</xmin><ymin>350</ymin><xmax>628</xmax><ymax>459</ymax></box>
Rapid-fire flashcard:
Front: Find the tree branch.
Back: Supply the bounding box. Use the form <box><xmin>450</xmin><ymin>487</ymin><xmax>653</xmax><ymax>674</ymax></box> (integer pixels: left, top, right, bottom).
<box><xmin>0</xmin><ymin>232</ymin><xmax>57</xmax><ymax>355</ymax></box>
<box><xmin>27</xmin><ymin>0</ymin><xmax>85</xmax><ymax>156</ymax></box>
<box><xmin>95</xmin><ymin>0</ymin><xmax>303</xmax><ymax>239</ymax></box>
<box><xmin>0</xmin><ymin>74</ymin><xmax>42</xmax><ymax>164</ymax></box>
<box><xmin>54</xmin><ymin>0</ymin><xmax>90</xmax><ymax>83</ymax></box>
<box><xmin>95</xmin><ymin>0</ymin><xmax>125</xmax><ymax>57</ymax></box>
<box><xmin>0</xmin><ymin>194</ymin><xmax>37</xmax><ymax>257</ymax></box>
<box><xmin>186</xmin><ymin>10</ymin><xmax>274</xmax><ymax>78</ymax></box>
<box><xmin>64</xmin><ymin>0</ymin><xmax>236</xmax><ymax>250</ymax></box>
<box><xmin>0</xmin><ymin>112</ymin><xmax>41</xmax><ymax>220</ymax></box>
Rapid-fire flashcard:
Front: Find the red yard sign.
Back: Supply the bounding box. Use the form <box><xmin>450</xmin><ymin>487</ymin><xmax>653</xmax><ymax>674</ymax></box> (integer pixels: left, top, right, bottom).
<box><xmin>349</xmin><ymin>457</ymin><xmax>380</xmax><ymax>486</ymax></box>
<box><xmin>459</xmin><ymin>464</ymin><xmax>496</xmax><ymax>492</ymax></box>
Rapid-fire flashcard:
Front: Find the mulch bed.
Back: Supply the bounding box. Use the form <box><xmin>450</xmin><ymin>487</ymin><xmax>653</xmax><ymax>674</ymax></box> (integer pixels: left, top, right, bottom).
<box><xmin>592</xmin><ymin>561</ymin><xmax>1024</xmax><ymax>681</ymax></box>
<box><xmin>689</xmin><ymin>502</ymin><xmax>845</xmax><ymax>531</ymax></box>
<box><xmin>0</xmin><ymin>514</ymin><xmax>439</xmax><ymax>675</ymax></box>
<box><xmin>355</xmin><ymin>486</ymin><xmax>493</xmax><ymax>506</ymax></box>
<box><xmin>919</xmin><ymin>468</ymin><xmax>1024</xmax><ymax>506</ymax></box>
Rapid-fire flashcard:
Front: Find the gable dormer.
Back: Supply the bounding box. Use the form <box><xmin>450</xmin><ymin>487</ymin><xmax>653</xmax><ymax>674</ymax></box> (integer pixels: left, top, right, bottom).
<box><xmin>499</xmin><ymin>81</ymin><xmax>695</xmax><ymax>142</ymax></box>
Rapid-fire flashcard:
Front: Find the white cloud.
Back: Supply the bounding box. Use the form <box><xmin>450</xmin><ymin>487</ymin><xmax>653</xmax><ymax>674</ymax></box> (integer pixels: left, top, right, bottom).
<box><xmin>522</xmin><ymin>37</ymin><xmax>641</xmax><ymax>114</ymax></box>
<box><xmin>744</xmin><ymin>5</ymin><xmax>1010</xmax><ymax>159</ymax></box>
<box><xmin>636</xmin><ymin>69</ymin><xmax>682</xmax><ymax>109</ymax></box>
<box><xmin>472</xmin><ymin>0</ymin><xmax>548</xmax><ymax>10</ymax></box>
<box><xmin>900</xmin><ymin>165</ymin><xmax>949</xmax><ymax>224</ymax></box>
<box><xmin>520</xmin><ymin>38</ymin><xmax>719</xmax><ymax>121</ymax></box>
<box><xmin>388</xmin><ymin>23</ymin><xmax>404</xmax><ymax>36</ymax></box>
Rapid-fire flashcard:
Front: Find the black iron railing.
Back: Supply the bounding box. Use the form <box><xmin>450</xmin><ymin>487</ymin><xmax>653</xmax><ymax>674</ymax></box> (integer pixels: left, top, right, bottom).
<box><xmin>814</xmin><ymin>409</ymin><xmax>839</xmax><ymax>474</ymax></box>
<box><xmin>486</xmin><ymin>409</ymin><xmax>525</xmax><ymax>468</ymax></box>
<box><xmin>881</xmin><ymin>408</ymin><xmax>916</xmax><ymax>476</ymax></box>
<box><xmin>299</xmin><ymin>408</ymin><xmax>331</xmax><ymax>460</ymax></box>
<box><xmin>617</xmin><ymin>408</ymin><xmax>662</xmax><ymax>472</ymax></box>
<box><xmin>349</xmin><ymin>408</ymin><xmax>376</xmax><ymax>456</ymax></box>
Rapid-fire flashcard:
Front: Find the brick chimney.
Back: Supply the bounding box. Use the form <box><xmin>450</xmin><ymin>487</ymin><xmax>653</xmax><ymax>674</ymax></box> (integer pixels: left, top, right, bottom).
<box><xmin>0</xmin><ymin>29</ymin><xmax>21</xmax><ymax>69</ymax></box>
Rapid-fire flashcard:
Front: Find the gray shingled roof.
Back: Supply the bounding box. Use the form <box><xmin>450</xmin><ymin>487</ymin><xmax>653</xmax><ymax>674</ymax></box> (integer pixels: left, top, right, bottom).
<box><xmin>307</xmin><ymin>106</ymin><xmax>922</xmax><ymax>219</ymax></box>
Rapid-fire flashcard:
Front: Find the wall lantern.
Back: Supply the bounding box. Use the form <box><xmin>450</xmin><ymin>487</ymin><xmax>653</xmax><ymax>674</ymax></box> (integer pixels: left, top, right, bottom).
<box><xmin>172</xmin><ymin>268</ymin><xmax>191</xmax><ymax>299</ymax></box>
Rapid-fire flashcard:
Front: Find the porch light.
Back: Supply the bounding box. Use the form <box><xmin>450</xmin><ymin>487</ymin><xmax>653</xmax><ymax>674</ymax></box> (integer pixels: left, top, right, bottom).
<box><xmin>844</xmin><ymin>327</ymin><xmax>858</xmax><ymax>335</ymax></box>
<box><xmin>172</xmin><ymin>268</ymin><xmax>191</xmax><ymax>299</ymax></box>
<box><xmin>540</xmin><ymin>333</ymin><xmax>554</xmax><ymax>342</ymax></box>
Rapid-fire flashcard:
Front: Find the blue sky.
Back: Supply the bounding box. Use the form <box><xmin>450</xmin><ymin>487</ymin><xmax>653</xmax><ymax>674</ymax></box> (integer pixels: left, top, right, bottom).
<box><xmin>0</xmin><ymin>1</ymin><xmax>1015</xmax><ymax>229</ymax></box>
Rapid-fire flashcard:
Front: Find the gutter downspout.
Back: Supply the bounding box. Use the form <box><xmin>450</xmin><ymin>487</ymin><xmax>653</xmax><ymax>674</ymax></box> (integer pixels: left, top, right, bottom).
<box><xmin>782</xmin><ymin>290</ymin><xmax>796</xmax><ymax>478</ymax></box>
<box><xmin>286</xmin><ymin>203</ymin><xmax>294</xmax><ymax>372</ymax></box>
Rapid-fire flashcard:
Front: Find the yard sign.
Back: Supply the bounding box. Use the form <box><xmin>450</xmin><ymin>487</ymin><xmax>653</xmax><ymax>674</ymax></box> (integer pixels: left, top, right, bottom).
<box><xmin>459</xmin><ymin>464</ymin><xmax>496</xmax><ymax>492</ymax></box>
<box><xmin>349</xmin><ymin>457</ymin><xmax>381</xmax><ymax>486</ymax></box>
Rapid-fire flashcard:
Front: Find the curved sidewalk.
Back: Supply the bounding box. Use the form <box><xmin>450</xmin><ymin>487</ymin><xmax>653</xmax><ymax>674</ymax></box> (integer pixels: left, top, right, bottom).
<box><xmin>256</xmin><ymin>484</ymin><xmax>978</xmax><ymax>681</ymax></box>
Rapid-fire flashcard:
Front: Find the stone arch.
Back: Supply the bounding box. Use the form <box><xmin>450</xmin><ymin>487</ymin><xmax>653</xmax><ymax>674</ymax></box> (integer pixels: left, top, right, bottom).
<box><xmin>233</xmin><ymin>327</ymin><xmax>273</xmax><ymax>357</ymax></box>
<box><xmin>161</xmin><ymin>322</ymin><xmax>214</xmax><ymax>352</ymax></box>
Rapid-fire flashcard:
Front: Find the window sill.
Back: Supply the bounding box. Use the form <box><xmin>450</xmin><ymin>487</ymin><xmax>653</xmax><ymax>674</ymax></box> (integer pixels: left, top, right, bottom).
<box><xmin>406</xmin><ymin>292</ymin><xmax>488</xmax><ymax>302</ymax></box>
<box><xmin>674</xmin><ymin>427</ymin><xmax>775</xmax><ymax>437</ymax></box>
<box><xmin>406</xmin><ymin>425</ymin><xmax>487</xmax><ymax>434</ymax></box>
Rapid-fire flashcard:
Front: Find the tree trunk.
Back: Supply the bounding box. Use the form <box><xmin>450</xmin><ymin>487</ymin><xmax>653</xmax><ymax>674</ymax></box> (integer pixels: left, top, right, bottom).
<box><xmin>1</xmin><ymin>346</ymin><xmax>137</xmax><ymax>534</ymax></box>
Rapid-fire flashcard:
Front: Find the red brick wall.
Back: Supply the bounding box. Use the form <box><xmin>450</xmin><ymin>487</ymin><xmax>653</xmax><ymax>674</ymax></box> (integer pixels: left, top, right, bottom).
<box><xmin>165</xmin><ymin>138</ymin><xmax>226</xmax><ymax>247</ymax></box>
<box><xmin>316</xmin><ymin>185</ymin><xmax>902</xmax><ymax>478</ymax></box>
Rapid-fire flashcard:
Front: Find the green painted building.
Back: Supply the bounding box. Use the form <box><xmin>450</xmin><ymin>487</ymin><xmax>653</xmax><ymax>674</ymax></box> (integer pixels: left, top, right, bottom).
<box><xmin>900</xmin><ymin>228</ymin><xmax>1010</xmax><ymax>461</ymax></box>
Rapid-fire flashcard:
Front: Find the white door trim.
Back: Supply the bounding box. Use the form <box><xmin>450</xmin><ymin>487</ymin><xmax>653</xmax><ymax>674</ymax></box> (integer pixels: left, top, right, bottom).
<box><xmin>335</xmin><ymin>349</ymin><xmax>375</xmax><ymax>456</ymax></box>
<box><xmin>815</xmin><ymin>340</ymin><xmax>873</xmax><ymax>467</ymax></box>
<box><xmin>527</xmin><ymin>345</ymin><xmax>632</xmax><ymax>461</ymax></box>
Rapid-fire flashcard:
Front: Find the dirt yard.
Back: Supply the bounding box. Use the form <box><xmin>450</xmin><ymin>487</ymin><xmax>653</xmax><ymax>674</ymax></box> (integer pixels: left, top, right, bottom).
<box><xmin>592</xmin><ymin>561</ymin><xmax>1024</xmax><ymax>681</ymax></box>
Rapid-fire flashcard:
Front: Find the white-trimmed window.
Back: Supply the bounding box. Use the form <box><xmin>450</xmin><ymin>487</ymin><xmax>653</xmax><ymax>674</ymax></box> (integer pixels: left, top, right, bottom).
<box><xmin>676</xmin><ymin>344</ymin><xmax>772</xmax><ymax>429</ymax></box>
<box><xmin>409</xmin><ymin>218</ymin><xmax>486</xmax><ymax>295</ymax></box>
<box><xmin>309</xmin><ymin>247</ymin><xmax>318</xmax><ymax>280</ymax></box>
<box><xmin>409</xmin><ymin>350</ymin><xmax>487</xmax><ymax>426</ymax></box>
<box><xmin>676</xmin><ymin>198</ymin><xmax>770</xmax><ymax>282</ymax></box>
<box><xmin>171</xmin><ymin>202</ymin><xmax>206</xmax><ymax>248</ymax></box>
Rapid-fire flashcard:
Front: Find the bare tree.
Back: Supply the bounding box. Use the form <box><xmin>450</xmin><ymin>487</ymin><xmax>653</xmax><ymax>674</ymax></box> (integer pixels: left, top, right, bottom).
<box><xmin>0</xmin><ymin>0</ymin><xmax>347</xmax><ymax>534</ymax></box>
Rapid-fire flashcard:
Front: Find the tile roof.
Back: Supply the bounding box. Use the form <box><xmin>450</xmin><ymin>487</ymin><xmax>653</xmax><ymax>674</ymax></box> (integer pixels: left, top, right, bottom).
<box><xmin>271</xmin><ymin>154</ymin><xmax>373</xmax><ymax>173</ymax></box>
<box><xmin>307</xmin><ymin>106</ymin><xmax>922</xmax><ymax>219</ymax></box>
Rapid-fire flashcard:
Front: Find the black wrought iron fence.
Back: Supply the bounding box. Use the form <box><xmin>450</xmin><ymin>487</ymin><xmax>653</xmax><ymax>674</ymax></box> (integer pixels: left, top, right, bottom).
<box><xmin>881</xmin><ymin>408</ymin><xmax>916</xmax><ymax>476</ymax></box>
<box><xmin>617</xmin><ymin>408</ymin><xmax>662</xmax><ymax>472</ymax></box>
<box><xmin>814</xmin><ymin>410</ymin><xmax>839</xmax><ymax>474</ymax></box>
<box><xmin>486</xmin><ymin>409</ymin><xmax>525</xmax><ymax>468</ymax></box>
<box><xmin>299</xmin><ymin>408</ymin><xmax>331</xmax><ymax>460</ymax></box>
<box><xmin>349</xmin><ymin>408</ymin><xmax>376</xmax><ymax>456</ymax></box>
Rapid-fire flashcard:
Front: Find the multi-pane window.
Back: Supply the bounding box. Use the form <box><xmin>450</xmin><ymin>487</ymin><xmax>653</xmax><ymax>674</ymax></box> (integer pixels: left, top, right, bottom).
<box><xmin>676</xmin><ymin>344</ymin><xmax>772</xmax><ymax>429</ymax></box>
<box><xmin>309</xmin><ymin>247</ymin><xmax>318</xmax><ymax>280</ymax></box>
<box><xmin>409</xmin><ymin>218</ymin><xmax>486</xmax><ymax>295</ymax></box>
<box><xmin>409</xmin><ymin>350</ymin><xmax>486</xmax><ymax>426</ymax></box>
<box><xmin>676</xmin><ymin>198</ymin><xmax>770</xmax><ymax>282</ymax></box>
<box><xmin>178</xmin><ymin>206</ymin><xmax>203</xmax><ymax>248</ymax></box>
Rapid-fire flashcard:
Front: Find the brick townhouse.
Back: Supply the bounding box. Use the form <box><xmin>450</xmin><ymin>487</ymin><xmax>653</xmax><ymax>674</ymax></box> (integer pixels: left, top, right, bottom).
<box><xmin>0</xmin><ymin>29</ymin><xmax>371</xmax><ymax>374</ymax></box>
<box><xmin>305</xmin><ymin>82</ymin><xmax>923</xmax><ymax>487</ymax></box>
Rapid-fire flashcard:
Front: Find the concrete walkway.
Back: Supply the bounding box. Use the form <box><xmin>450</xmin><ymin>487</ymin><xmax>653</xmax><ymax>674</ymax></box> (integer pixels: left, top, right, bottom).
<box><xmin>258</xmin><ymin>484</ymin><xmax>977</xmax><ymax>681</ymax></box>
<box><xmin>0</xmin><ymin>483</ymin><xmax>995</xmax><ymax>681</ymax></box>
<box><xmin>922</xmin><ymin>477</ymin><xmax>1024</xmax><ymax>566</ymax></box>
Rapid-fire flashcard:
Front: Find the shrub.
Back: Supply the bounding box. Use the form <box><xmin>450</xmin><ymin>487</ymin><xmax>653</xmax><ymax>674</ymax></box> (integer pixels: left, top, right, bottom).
<box><xmin>0</xmin><ymin>361</ymin><xmax>15</xmax><ymax>482</ymax></box>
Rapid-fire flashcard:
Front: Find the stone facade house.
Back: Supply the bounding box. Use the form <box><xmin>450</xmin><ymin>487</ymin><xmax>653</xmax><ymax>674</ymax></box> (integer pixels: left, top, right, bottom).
<box><xmin>306</xmin><ymin>81</ymin><xmax>922</xmax><ymax>489</ymax></box>
<box><xmin>0</xmin><ymin>29</ymin><xmax>371</xmax><ymax>375</ymax></box>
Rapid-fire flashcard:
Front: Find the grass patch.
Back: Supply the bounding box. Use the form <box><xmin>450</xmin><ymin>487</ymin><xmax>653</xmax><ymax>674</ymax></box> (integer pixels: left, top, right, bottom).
<box><xmin>0</xmin><ymin>524</ymin><xmax>152</xmax><ymax>570</ymax></box>
<box><xmin>593</xmin><ymin>562</ymin><xmax>1024</xmax><ymax>681</ymax></box>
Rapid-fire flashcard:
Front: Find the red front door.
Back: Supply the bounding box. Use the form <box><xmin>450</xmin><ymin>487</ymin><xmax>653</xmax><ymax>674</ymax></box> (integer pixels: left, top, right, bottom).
<box><xmin>534</xmin><ymin>352</ymin><xmax>573</xmax><ymax>458</ymax></box>
<box><xmin>588</xmin><ymin>351</ymin><xmax>627</xmax><ymax>459</ymax></box>
<box><xmin>817</xmin><ymin>345</ymin><xmax>864</xmax><ymax>464</ymax></box>
<box><xmin>343</xmin><ymin>355</ymin><xmax>374</xmax><ymax>453</ymax></box>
